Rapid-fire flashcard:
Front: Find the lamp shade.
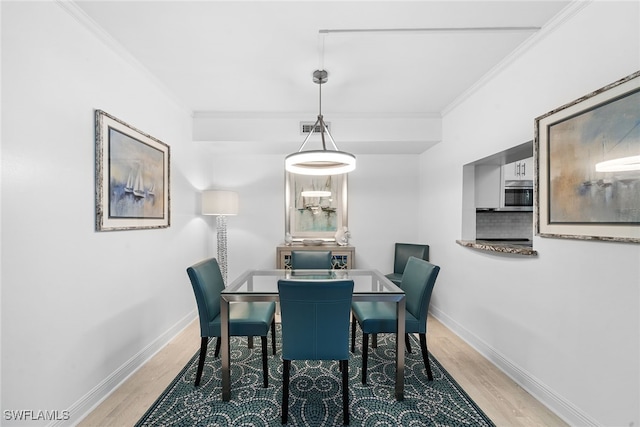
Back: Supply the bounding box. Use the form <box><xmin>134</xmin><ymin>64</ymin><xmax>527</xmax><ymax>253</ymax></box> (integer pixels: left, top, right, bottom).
<box><xmin>202</xmin><ymin>190</ymin><xmax>239</xmax><ymax>215</ymax></box>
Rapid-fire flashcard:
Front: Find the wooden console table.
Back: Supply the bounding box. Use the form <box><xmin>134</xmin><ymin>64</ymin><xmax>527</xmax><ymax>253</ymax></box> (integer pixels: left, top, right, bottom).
<box><xmin>276</xmin><ymin>244</ymin><xmax>355</xmax><ymax>269</ymax></box>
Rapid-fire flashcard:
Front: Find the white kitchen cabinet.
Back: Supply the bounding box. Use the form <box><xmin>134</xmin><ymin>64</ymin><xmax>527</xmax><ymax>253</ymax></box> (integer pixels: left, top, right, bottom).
<box><xmin>503</xmin><ymin>157</ymin><xmax>534</xmax><ymax>180</ymax></box>
<box><xmin>475</xmin><ymin>164</ymin><xmax>501</xmax><ymax>208</ymax></box>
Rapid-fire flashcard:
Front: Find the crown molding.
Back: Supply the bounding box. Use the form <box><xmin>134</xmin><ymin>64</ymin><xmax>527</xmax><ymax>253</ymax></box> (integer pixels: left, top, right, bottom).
<box><xmin>55</xmin><ymin>0</ymin><xmax>192</xmax><ymax>115</ymax></box>
<box><xmin>442</xmin><ymin>1</ymin><xmax>591</xmax><ymax>116</ymax></box>
<box><xmin>193</xmin><ymin>111</ymin><xmax>441</xmax><ymax>120</ymax></box>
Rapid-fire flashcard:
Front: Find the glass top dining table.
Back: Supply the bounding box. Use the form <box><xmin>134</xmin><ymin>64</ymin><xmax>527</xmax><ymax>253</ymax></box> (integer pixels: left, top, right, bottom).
<box><xmin>220</xmin><ymin>269</ymin><xmax>406</xmax><ymax>401</ymax></box>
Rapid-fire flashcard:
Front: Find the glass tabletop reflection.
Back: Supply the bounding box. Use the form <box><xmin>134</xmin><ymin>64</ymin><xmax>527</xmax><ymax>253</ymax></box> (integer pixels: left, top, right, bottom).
<box><xmin>220</xmin><ymin>269</ymin><xmax>406</xmax><ymax>402</ymax></box>
<box><xmin>223</xmin><ymin>269</ymin><xmax>404</xmax><ymax>295</ymax></box>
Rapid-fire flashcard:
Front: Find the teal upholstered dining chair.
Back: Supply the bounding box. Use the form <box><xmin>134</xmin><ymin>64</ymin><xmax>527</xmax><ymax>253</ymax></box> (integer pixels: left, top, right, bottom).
<box><xmin>385</xmin><ymin>243</ymin><xmax>430</xmax><ymax>286</ymax></box>
<box><xmin>290</xmin><ymin>250</ymin><xmax>332</xmax><ymax>269</ymax></box>
<box><xmin>352</xmin><ymin>256</ymin><xmax>440</xmax><ymax>384</ymax></box>
<box><xmin>187</xmin><ymin>258</ymin><xmax>276</xmax><ymax>387</ymax></box>
<box><xmin>278</xmin><ymin>279</ymin><xmax>354</xmax><ymax>425</ymax></box>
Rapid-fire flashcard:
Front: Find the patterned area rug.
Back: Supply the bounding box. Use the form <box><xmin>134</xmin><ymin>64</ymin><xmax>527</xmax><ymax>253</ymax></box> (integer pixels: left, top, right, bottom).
<box><xmin>136</xmin><ymin>325</ymin><xmax>494</xmax><ymax>426</ymax></box>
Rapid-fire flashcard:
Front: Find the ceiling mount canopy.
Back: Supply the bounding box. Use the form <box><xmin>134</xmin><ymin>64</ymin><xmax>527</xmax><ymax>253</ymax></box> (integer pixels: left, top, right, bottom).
<box><xmin>285</xmin><ymin>70</ymin><xmax>356</xmax><ymax>176</ymax></box>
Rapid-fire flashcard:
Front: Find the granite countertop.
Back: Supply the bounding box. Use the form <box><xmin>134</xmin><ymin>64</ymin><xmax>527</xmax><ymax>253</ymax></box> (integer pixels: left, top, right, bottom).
<box><xmin>456</xmin><ymin>239</ymin><xmax>538</xmax><ymax>256</ymax></box>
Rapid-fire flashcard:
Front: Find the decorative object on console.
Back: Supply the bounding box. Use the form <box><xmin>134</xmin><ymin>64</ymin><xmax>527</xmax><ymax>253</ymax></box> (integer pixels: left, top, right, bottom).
<box><xmin>285</xmin><ymin>70</ymin><xmax>356</xmax><ymax>176</ymax></box>
<box><xmin>202</xmin><ymin>190</ymin><xmax>239</xmax><ymax>284</ymax></box>
<box><xmin>535</xmin><ymin>70</ymin><xmax>640</xmax><ymax>243</ymax></box>
<box><xmin>302</xmin><ymin>239</ymin><xmax>324</xmax><ymax>246</ymax></box>
<box><xmin>95</xmin><ymin>110</ymin><xmax>170</xmax><ymax>231</ymax></box>
<box><xmin>284</xmin><ymin>232</ymin><xmax>293</xmax><ymax>246</ymax></box>
<box><xmin>334</xmin><ymin>226</ymin><xmax>351</xmax><ymax>246</ymax></box>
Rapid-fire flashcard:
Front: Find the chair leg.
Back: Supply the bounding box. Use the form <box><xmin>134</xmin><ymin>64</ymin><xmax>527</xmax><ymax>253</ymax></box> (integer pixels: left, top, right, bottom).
<box><xmin>405</xmin><ymin>333</ymin><xmax>412</xmax><ymax>353</ymax></box>
<box><xmin>195</xmin><ymin>337</ymin><xmax>208</xmax><ymax>386</ymax></box>
<box><xmin>419</xmin><ymin>333</ymin><xmax>433</xmax><ymax>381</ymax></box>
<box><xmin>271</xmin><ymin>319</ymin><xmax>277</xmax><ymax>355</ymax></box>
<box><xmin>361</xmin><ymin>333</ymin><xmax>369</xmax><ymax>385</ymax></box>
<box><xmin>350</xmin><ymin>314</ymin><xmax>356</xmax><ymax>352</ymax></box>
<box><xmin>214</xmin><ymin>336</ymin><xmax>221</xmax><ymax>357</ymax></box>
<box><xmin>342</xmin><ymin>360</ymin><xmax>350</xmax><ymax>425</ymax></box>
<box><xmin>261</xmin><ymin>336</ymin><xmax>269</xmax><ymax>388</ymax></box>
<box><xmin>282</xmin><ymin>360</ymin><xmax>291</xmax><ymax>424</ymax></box>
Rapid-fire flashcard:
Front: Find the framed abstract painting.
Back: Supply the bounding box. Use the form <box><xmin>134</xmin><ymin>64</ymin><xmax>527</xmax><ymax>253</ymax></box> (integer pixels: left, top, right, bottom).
<box><xmin>95</xmin><ymin>110</ymin><xmax>170</xmax><ymax>231</ymax></box>
<box><xmin>535</xmin><ymin>71</ymin><xmax>640</xmax><ymax>243</ymax></box>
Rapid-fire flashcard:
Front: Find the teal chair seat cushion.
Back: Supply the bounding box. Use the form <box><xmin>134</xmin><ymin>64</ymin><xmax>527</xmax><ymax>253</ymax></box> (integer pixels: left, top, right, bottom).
<box><xmin>384</xmin><ymin>273</ymin><xmax>402</xmax><ymax>286</ymax></box>
<box><xmin>351</xmin><ymin>301</ymin><xmax>423</xmax><ymax>334</ymax></box>
<box><xmin>207</xmin><ymin>301</ymin><xmax>276</xmax><ymax>337</ymax></box>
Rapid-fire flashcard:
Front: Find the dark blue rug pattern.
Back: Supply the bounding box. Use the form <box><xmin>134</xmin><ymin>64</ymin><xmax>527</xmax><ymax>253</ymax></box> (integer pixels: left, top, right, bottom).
<box><xmin>136</xmin><ymin>325</ymin><xmax>494</xmax><ymax>426</ymax></box>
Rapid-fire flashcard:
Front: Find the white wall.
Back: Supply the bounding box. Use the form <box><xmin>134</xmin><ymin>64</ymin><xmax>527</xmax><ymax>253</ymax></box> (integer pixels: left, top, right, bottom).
<box><xmin>1</xmin><ymin>2</ymin><xmax>209</xmax><ymax>425</ymax></box>
<box><xmin>206</xmin><ymin>153</ymin><xmax>421</xmax><ymax>279</ymax></box>
<box><xmin>8</xmin><ymin>1</ymin><xmax>637</xmax><ymax>426</ymax></box>
<box><xmin>420</xmin><ymin>2</ymin><xmax>640</xmax><ymax>426</ymax></box>
<box><xmin>0</xmin><ymin>4</ymin><xmax>422</xmax><ymax>424</ymax></box>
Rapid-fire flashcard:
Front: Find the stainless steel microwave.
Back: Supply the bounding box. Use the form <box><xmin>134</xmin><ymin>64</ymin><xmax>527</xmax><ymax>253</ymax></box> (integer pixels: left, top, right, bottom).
<box><xmin>504</xmin><ymin>180</ymin><xmax>533</xmax><ymax>209</ymax></box>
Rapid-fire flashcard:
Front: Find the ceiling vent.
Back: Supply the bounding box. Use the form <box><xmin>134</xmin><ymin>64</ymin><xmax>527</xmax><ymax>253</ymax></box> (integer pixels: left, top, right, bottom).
<box><xmin>300</xmin><ymin>121</ymin><xmax>331</xmax><ymax>135</ymax></box>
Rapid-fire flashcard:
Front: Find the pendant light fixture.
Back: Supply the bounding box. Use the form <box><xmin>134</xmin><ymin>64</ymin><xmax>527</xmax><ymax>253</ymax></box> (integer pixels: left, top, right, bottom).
<box><xmin>285</xmin><ymin>70</ymin><xmax>356</xmax><ymax>175</ymax></box>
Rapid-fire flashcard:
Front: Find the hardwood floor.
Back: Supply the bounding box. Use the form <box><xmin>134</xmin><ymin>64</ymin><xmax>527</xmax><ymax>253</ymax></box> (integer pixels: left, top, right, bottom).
<box><xmin>78</xmin><ymin>315</ymin><xmax>567</xmax><ymax>426</ymax></box>
<box><xmin>78</xmin><ymin>320</ymin><xmax>201</xmax><ymax>427</ymax></box>
<box><xmin>426</xmin><ymin>317</ymin><xmax>567</xmax><ymax>427</ymax></box>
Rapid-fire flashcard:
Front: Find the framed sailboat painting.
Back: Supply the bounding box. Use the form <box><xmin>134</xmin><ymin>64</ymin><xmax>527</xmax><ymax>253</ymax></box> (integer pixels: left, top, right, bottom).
<box><xmin>95</xmin><ymin>110</ymin><xmax>170</xmax><ymax>231</ymax></box>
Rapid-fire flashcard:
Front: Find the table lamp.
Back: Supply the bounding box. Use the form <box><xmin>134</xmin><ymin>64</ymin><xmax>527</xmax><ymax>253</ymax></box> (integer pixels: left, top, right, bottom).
<box><xmin>202</xmin><ymin>190</ymin><xmax>239</xmax><ymax>285</ymax></box>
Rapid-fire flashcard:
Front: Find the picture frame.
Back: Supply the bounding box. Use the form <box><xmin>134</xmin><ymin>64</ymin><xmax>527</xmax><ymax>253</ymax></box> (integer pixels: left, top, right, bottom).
<box><xmin>95</xmin><ymin>110</ymin><xmax>170</xmax><ymax>231</ymax></box>
<box><xmin>535</xmin><ymin>71</ymin><xmax>640</xmax><ymax>243</ymax></box>
<box><xmin>285</xmin><ymin>172</ymin><xmax>348</xmax><ymax>241</ymax></box>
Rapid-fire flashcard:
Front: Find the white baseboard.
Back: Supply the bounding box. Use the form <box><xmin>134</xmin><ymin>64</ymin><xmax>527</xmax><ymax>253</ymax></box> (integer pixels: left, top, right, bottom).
<box><xmin>430</xmin><ymin>306</ymin><xmax>598</xmax><ymax>427</ymax></box>
<box><xmin>53</xmin><ymin>310</ymin><xmax>197</xmax><ymax>427</ymax></box>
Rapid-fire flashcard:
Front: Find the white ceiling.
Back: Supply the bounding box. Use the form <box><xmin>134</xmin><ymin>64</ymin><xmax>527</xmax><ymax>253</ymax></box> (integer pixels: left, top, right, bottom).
<box><xmin>72</xmin><ymin>0</ymin><xmax>572</xmax><ymax>154</ymax></box>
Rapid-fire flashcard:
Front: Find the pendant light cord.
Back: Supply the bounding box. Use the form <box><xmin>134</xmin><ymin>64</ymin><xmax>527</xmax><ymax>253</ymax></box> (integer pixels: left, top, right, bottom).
<box><xmin>318</xmin><ymin>33</ymin><xmax>327</xmax><ymax>150</ymax></box>
<box><xmin>319</xmin><ymin>77</ymin><xmax>322</xmax><ymax>116</ymax></box>
<box><xmin>284</xmin><ymin>33</ymin><xmax>355</xmax><ymax>175</ymax></box>
<box><xmin>318</xmin><ymin>70</ymin><xmax>327</xmax><ymax>150</ymax></box>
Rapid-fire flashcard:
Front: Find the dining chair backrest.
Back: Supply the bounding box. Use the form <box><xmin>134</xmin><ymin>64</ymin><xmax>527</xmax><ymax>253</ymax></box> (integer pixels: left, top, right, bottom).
<box><xmin>186</xmin><ymin>258</ymin><xmax>226</xmax><ymax>336</ymax></box>
<box><xmin>400</xmin><ymin>256</ymin><xmax>440</xmax><ymax>334</ymax></box>
<box><xmin>290</xmin><ymin>250</ymin><xmax>332</xmax><ymax>269</ymax></box>
<box><xmin>278</xmin><ymin>279</ymin><xmax>354</xmax><ymax>361</ymax></box>
<box><xmin>393</xmin><ymin>243</ymin><xmax>429</xmax><ymax>275</ymax></box>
